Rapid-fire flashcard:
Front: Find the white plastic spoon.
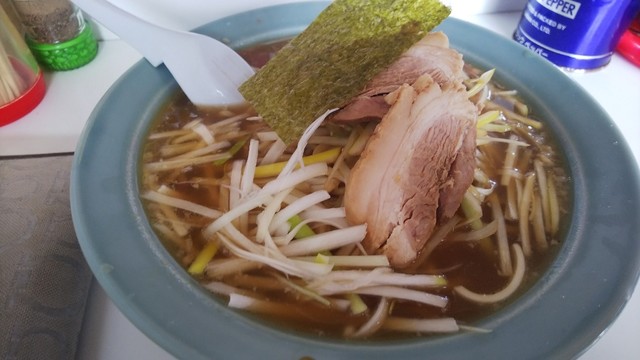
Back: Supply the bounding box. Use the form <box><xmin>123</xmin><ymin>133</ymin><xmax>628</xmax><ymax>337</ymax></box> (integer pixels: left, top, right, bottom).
<box><xmin>72</xmin><ymin>0</ymin><xmax>254</xmax><ymax>106</ymax></box>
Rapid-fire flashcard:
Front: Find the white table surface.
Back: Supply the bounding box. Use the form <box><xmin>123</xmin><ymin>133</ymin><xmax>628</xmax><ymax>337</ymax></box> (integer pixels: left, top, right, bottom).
<box><xmin>1</xmin><ymin>2</ymin><xmax>637</xmax><ymax>359</ymax></box>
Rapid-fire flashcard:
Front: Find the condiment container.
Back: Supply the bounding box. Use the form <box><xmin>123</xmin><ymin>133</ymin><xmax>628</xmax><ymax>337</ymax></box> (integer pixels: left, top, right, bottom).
<box><xmin>0</xmin><ymin>4</ymin><xmax>45</xmax><ymax>126</ymax></box>
<box><xmin>513</xmin><ymin>0</ymin><xmax>640</xmax><ymax>71</ymax></box>
<box><xmin>10</xmin><ymin>0</ymin><xmax>98</xmax><ymax>70</ymax></box>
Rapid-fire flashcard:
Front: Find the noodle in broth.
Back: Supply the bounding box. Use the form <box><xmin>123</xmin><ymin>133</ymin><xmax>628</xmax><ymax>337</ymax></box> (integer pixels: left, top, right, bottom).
<box><xmin>139</xmin><ymin>39</ymin><xmax>570</xmax><ymax>338</ymax></box>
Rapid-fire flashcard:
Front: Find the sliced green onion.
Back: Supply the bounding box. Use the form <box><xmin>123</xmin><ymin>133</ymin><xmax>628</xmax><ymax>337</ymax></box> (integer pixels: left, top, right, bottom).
<box><xmin>382</xmin><ymin>317</ymin><xmax>459</xmax><ymax>333</ymax></box>
<box><xmin>188</xmin><ymin>241</ymin><xmax>219</xmax><ymax>275</ymax></box>
<box><xmin>467</xmin><ymin>68</ymin><xmax>495</xmax><ymax>98</ymax></box>
<box><xmin>254</xmin><ymin>147</ymin><xmax>341</xmax><ymax>178</ymax></box>
<box><xmin>213</xmin><ymin>136</ymin><xmax>249</xmax><ymax>166</ymax></box>
<box><xmin>461</xmin><ymin>190</ymin><xmax>483</xmax><ymax>230</ymax></box>
<box><xmin>274</xmin><ymin>274</ymin><xmax>331</xmax><ymax>306</ymax></box>
<box><xmin>346</xmin><ymin>293</ymin><xmax>368</xmax><ymax>314</ymax></box>
<box><xmin>296</xmin><ymin>254</ymin><xmax>390</xmax><ymax>268</ymax></box>
<box><xmin>476</xmin><ymin>110</ymin><xmax>501</xmax><ymax>128</ymax></box>
<box><xmin>287</xmin><ymin>214</ymin><xmax>316</xmax><ymax>239</ymax></box>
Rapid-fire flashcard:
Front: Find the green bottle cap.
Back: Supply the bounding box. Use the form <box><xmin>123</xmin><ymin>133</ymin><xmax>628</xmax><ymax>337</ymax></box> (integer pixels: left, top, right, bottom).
<box><xmin>27</xmin><ymin>25</ymin><xmax>98</xmax><ymax>71</ymax></box>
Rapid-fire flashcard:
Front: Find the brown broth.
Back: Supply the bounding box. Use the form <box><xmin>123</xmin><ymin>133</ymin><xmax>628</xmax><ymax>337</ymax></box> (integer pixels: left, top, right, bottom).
<box><xmin>140</xmin><ymin>38</ymin><xmax>572</xmax><ymax>339</ymax></box>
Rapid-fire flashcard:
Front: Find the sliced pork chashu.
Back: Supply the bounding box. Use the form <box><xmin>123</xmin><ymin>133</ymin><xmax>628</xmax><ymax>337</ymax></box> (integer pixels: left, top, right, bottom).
<box><xmin>361</xmin><ymin>31</ymin><xmax>465</xmax><ymax>96</ymax></box>
<box><xmin>332</xmin><ymin>32</ymin><xmax>465</xmax><ymax>122</ymax></box>
<box><xmin>344</xmin><ymin>74</ymin><xmax>477</xmax><ymax>268</ymax></box>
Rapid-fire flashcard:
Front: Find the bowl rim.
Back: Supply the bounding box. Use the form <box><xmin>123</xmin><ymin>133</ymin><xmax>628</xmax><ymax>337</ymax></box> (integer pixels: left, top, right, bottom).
<box><xmin>71</xmin><ymin>2</ymin><xmax>640</xmax><ymax>359</ymax></box>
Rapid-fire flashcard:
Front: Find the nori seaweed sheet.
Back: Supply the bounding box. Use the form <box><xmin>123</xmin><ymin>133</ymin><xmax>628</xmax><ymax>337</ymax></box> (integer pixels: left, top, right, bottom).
<box><xmin>239</xmin><ymin>0</ymin><xmax>450</xmax><ymax>144</ymax></box>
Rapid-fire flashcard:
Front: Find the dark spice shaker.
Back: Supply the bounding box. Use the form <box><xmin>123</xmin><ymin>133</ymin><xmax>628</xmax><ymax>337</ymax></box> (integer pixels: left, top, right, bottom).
<box><xmin>11</xmin><ymin>0</ymin><xmax>98</xmax><ymax>70</ymax></box>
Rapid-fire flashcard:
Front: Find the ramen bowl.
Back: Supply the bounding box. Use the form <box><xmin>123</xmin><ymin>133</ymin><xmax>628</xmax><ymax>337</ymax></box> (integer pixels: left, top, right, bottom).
<box><xmin>70</xmin><ymin>2</ymin><xmax>640</xmax><ymax>359</ymax></box>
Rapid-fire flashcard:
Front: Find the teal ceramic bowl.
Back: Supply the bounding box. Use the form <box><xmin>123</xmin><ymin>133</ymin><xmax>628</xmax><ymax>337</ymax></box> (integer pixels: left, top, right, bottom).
<box><xmin>71</xmin><ymin>2</ymin><xmax>640</xmax><ymax>359</ymax></box>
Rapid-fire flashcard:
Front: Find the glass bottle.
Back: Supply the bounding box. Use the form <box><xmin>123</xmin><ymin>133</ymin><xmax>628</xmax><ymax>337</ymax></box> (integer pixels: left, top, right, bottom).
<box><xmin>11</xmin><ymin>0</ymin><xmax>98</xmax><ymax>70</ymax></box>
<box><xmin>0</xmin><ymin>3</ymin><xmax>45</xmax><ymax>126</ymax></box>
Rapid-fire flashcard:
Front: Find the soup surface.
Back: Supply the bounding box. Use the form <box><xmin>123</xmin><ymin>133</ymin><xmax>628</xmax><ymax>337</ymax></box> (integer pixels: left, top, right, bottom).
<box><xmin>139</xmin><ymin>39</ymin><xmax>570</xmax><ymax>339</ymax></box>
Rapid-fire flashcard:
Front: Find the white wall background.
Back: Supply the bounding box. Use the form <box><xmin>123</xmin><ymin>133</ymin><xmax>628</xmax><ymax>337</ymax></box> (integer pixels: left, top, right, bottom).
<box><xmin>84</xmin><ymin>0</ymin><xmax>529</xmax><ymax>40</ymax></box>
